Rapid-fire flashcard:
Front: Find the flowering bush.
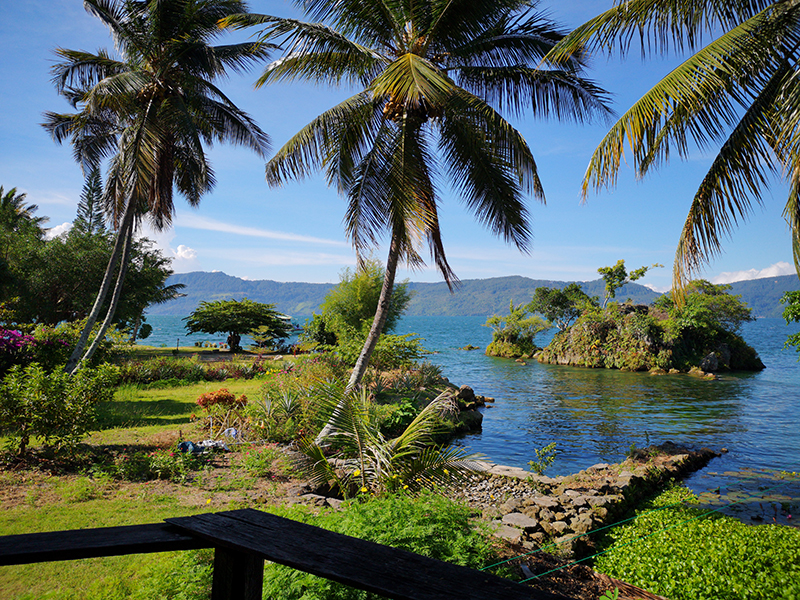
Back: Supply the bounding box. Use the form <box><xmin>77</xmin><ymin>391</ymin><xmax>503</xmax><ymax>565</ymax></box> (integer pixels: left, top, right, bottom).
<box><xmin>0</xmin><ymin>322</ymin><xmax>117</xmax><ymax>375</ymax></box>
<box><xmin>196</xmin><ymin>388</ymin><xmax>247</xmax><ymax>410</ymax></box>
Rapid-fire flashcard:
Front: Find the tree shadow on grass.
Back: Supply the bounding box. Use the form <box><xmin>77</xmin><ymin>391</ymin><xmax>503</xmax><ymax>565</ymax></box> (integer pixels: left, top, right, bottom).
<box><xmin>96</xmin><ymin>398</ymin><xmax>194</xmax><ymax>429</ymax></box>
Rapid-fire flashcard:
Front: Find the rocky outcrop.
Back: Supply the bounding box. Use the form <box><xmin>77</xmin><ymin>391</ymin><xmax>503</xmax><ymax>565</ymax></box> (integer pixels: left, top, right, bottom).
<box><xmin>450</xmin><ymin>443</ymin><xmax>720</xmax><ymax>559</ymax></box>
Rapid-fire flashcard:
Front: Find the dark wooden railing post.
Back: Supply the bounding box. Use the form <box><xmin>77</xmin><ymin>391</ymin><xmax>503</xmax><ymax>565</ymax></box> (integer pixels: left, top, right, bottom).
<box><xmin>211</xmin><ymin>547</ymin><xmax>264</xmax><ymax>600</ymax></box>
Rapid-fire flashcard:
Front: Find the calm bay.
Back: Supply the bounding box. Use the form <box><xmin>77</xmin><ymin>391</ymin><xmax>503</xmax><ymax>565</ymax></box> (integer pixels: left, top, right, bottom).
<box><xmin>143</xmin><ymin>314</ymin><xmax>800</xmax><ymax>486</ymax></box>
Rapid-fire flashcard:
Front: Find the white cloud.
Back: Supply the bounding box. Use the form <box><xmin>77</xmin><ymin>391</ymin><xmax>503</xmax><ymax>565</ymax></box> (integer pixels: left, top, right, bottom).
<box><xmin>136</xmin><ymin>226</ymin><xmax>200</xmax><ymax>273</ymax></box>
<box><xmin>178</xmin><ymin>213</ymin><xmax>348</xmax><ymax>247</ymax></box>
<box><xmin>174</xmin><ymin>244</ymin><xmax>197</xmax><ymax>260</ymax></box>
<box><xmin>711</xmin><ymin>261</ymin><xmax>795</xmax><ymax>284</ymax></box>
<box><xmin>644</xmin><ymin>283</ymin><xmax>670</xmax><ymax>293</ymax></box>
<box><xmin>44</xmin><ymin>221</ymin><xmax>72</xmax><ymax>239</ymax></box>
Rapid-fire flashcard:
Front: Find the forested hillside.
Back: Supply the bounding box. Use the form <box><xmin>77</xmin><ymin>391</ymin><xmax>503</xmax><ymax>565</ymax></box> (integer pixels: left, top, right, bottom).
<box><xmin>150</xmin><ymin>271</ymin><xmax>798</xmax><ymax>318</ymax></box>
<box><xmin>150</xmin><ymin>272</ymin><xmax>659</xmax><ymax>317</ymax></box>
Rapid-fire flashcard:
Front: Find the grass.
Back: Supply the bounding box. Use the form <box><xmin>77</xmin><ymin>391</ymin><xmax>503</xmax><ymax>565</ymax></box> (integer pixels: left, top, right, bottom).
<box><xmin>89</xmin><ymin>378</ymin><xmax>265</xmax><ymax>445</ymax></box>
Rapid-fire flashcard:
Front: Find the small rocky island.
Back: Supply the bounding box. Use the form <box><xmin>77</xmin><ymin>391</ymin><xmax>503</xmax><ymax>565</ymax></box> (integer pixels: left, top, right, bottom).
<box><xmin>486</xmin><ymin>280</ymin><xmax>765</xmax><ymax>374</ymax></box>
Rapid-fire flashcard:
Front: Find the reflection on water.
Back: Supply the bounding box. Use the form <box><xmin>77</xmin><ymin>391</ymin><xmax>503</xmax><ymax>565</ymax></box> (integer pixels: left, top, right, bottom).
<box><xmin>397</xmin><ymin>316</ymin><xmax>800</xmax><ymax>480</ymax></box>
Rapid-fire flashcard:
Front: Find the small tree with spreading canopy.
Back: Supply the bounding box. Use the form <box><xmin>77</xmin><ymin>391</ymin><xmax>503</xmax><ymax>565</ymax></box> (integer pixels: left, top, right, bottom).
<box><xmin>184</xmin><ymin>299</ymin><xmax>291</xmax><ymax>352</ymax></box>
<box><xmin>528</xmin><ymin>283</ymin><xmax>598</xmax><ymax>331</ymax></box>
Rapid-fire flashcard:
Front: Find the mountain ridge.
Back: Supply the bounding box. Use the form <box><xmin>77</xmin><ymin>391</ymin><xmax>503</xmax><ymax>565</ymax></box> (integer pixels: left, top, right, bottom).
<box><xmin>149</xmin><ymin>271</ymin><xmax>800</xmax><ymax>319</ymax></box>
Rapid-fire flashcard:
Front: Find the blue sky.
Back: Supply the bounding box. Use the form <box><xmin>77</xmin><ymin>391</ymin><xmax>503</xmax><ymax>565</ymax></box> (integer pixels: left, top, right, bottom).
<box><xmin>0</xmin><ymin>1</ymin><xmax>795</xmax><ymax>292</ymax></box>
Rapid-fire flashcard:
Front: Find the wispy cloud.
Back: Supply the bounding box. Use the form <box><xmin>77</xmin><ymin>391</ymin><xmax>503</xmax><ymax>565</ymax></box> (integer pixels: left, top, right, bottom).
<box><xmin>711</xmin><ymin>261</ymin><xmax>795</xmax><ymax>284</ymax></box>
<box><xmin>178</xmin><ymin>214</ymin><xmax>348</xmax><ymax>247</ymax></box>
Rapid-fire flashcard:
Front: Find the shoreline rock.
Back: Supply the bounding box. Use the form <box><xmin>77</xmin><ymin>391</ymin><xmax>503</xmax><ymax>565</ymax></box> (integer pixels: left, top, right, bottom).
<box><xmin>449</xmin><ymin>442</ymin><xmax>720</xmax><ymax>559</ymax></box>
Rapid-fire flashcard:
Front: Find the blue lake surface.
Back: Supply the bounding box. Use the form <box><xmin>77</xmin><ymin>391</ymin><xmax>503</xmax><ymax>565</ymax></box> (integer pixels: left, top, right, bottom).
<box><xmin>143</xmin><ymin>314</ymin><xmax>800</xmax><ymax>487</ymax></box>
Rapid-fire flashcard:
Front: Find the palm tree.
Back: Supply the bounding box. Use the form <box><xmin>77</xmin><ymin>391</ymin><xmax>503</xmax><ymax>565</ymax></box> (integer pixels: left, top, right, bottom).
<box><xmin>548</xmin><ymin>1</ymin><xmax>800</xmax><ymax>292</ymax></box>
<box><xmin>226</xmin><ymin>0</ymin><xmax>611</xmax><ymax>389</ymax></box>
<box><xmin>0</xmin><ymin>186</ymin><xmax>48</xmax><ymax>252</ymax></box>
<box><xmin>43</xmin><ymin>0</ymin><xmax>272</xmax><ymax>373</ymax></box>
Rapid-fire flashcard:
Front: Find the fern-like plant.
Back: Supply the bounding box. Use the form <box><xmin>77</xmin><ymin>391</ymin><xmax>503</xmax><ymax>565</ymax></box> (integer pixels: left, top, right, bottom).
<box><xmin>294</xmin><ymin>380</ymin><xmax>483</xmax><ymax>497</ymax></box>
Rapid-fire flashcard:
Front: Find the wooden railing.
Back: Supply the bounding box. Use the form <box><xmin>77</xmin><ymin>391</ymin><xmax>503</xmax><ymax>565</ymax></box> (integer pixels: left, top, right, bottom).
<box><xmin>0</xmin><ymin>508</ymin><xmax>574</xmax><ymax>600</ymax></box>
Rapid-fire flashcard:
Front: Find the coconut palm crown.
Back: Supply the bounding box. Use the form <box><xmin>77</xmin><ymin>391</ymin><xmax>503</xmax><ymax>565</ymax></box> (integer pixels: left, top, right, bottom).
<box><xmin>43</xmin><ymin>0</ymin><xmax>272</xmax><ymax>372</ymax></box>
<box><xmin>226</xmin><ymin>0</ymin><xmax>611</xmax><ymax>387</ymax></box>
<box><xmin>548</xmin><ymin>0</ymin><xmax>800</xmax><ymax>292</ymax></box>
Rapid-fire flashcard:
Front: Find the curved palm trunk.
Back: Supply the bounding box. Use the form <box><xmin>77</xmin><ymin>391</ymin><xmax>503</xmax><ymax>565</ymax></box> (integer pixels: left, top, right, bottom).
<box><xmin>346</xmin><ymin>235</ymin><xmax>401</xmax><ymax>391</ymax></box>
<box><xmin>64</xmin><ymin>199</ymin><xmax>135</xmax><ymax>374</ymax></box>
<box><xmin>72</xmin><ymin>217</ymin><xmax>134</xmax><ymax>373</ymax></box>
<box><xmin>314</xmin><ymin>236</ymin><xmax>401</xmax><ymax>444</ymax></box>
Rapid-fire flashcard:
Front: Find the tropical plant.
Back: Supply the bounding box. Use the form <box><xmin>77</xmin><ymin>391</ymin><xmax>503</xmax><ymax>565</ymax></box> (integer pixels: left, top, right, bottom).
<box><xmin>184</xmin><ymin>298</ymin><xmax>292</xmax><ymax>352</ymax></box>
<box><xmin>314</xmin><ymin>258</ymin><xmax>413</xmax><ymax>345</ymax></box>
<box><xmin>548</xmin><ymin>1</ymin><xmax>800</xmax><ymax>292</ymax></box>
<box><xmin>0</xmin><ymin>362</ymin><xmax>119</xmax><ymax>456</ymax></box>
<box><xmin>294</xmin><ymin>380</ymin><xmax>483</xmax><ymax>497</ymax></box>
<box><xmin>43</xmin><ymin>0</ymin><xmax>271</xmax><ymax>373</ymax></box>
<box><xmin>225</xmin><ymin>0</ymin><xmax>612</xmax><ymax>389</ymax></box>
<box><xmin>782</xmin><ymin>290</ymin><xmax>800</xmax><ymax>355</ymax></box>
<box><xmin>528</xmin><ymin>283</ymin><xmax>598</xmax><ymax>331</ymax></box>
<box><xmin>597</xmin><ymin>260</ymin><xmax>662</xmax><ymax>309</ymax></box>
<box><xmin>484</xmin><ymin>299</ymin><xmax>551</xmax><ymax>357</ymax></box>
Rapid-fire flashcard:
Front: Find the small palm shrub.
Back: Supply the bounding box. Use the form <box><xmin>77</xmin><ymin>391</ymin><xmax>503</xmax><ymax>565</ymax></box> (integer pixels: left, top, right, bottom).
<box><xmin>295</xmin><ymin>379</ymin><xmax>483</xmax><ymax>497</ymax></box>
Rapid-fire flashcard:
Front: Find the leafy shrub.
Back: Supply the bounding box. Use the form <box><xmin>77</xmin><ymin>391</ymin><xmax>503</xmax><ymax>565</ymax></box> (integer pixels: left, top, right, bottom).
<box><xmin>196</xmin><ymin>388</ymin><xmax>247</xmax><ymax>410</ymax></box>
<box><xmin>335</xmin><ymin>333</ymin><xmax>425</xmax><ymax>371</ymax></box>
<box><xmin>0</xmin><ymin>362</ymin><xmax>119</xmax><ymax>456</ymax></box>
<box><xmin>118</xmin><ymin>356</ymin><xmax>277</xmax><ymax>385</ymax></box>
<box><xmin>594</xmin><ymin>485</ymin><xmax>800</xmax><ymax>599</ymax></box>
<box><xmin>259</xmin><ymin>492</ymin><xmax>500</xmax><ymax>599</ymax></box>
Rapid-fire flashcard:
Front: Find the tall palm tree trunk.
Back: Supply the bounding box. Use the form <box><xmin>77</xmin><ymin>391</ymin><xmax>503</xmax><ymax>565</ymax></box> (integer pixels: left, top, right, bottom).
<box><xmin>64</xmin><ymin>199</ymin><xmax>135</xmax><ymax>374</ymax></box>
<box><xmin>347</xmin><ymin>235</ymin><xmax>401</xmax><ymax>391</ymax></box>
<box><xmin>314</xmin><ymin>237</ymin><xmax>401</xmax><ymax>444</ymax></box>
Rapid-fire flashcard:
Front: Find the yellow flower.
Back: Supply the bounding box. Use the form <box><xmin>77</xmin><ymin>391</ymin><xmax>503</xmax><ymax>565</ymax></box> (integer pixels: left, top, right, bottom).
<box><xmin>353</xmin><ymin>469</ymin><xmax>360</xmax><ymax>477</ymax></box>
<box><xmin>403</xmin><ymin>485</ymin><xmax>409</xmax><ymax>490</ymax></box>
<box><xmin>443</xmin><ymin>468</ymin><xmax>449</xmax><ymax>475</ymax></box>
<box><xmin>360</xmin><ymin>486</ymin><xmax>368</xmax><ymax>493</ymax></box>
<box><xmin>391</xmin><ymin>474</ymin><xmax>398</xmax><ymax>479</ymax></box>
<box><xmin>206</xmin><ymin>499</ymin><xmax>211</xmax><ymax>505</ymax></box>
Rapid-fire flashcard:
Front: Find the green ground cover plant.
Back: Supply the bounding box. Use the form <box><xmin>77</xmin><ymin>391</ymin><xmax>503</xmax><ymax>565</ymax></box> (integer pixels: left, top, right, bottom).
<box><xmin>594</xmin><ymin>485</ymin><xmax>800</xmax><ymax>600</ymax></box>
<box><xmin>139</xmin><ymin>491</ymin><xmax>502</xmax><ymax>600</ymax></box>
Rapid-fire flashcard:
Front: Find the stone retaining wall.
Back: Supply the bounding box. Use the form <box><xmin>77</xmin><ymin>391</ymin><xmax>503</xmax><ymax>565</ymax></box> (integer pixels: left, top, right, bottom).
<box><xmin>451</xmin><ymin>442</ymin><xmax>720</xmax><ymax>559</ymax></box>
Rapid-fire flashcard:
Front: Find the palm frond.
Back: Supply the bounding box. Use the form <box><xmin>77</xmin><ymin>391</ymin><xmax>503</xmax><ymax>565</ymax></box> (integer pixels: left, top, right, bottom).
<box><xmin>370</xmin><ymin>53</ymin><xmax>456</xmax><ymax>108</ymax></box>
<box><xmin>548</xmin><ymin>0</ymin><xmax>768</xmax><ymax>61</ymax></box>
<box><xmin>267</xmin><ymin>91</ymin><xmax>378</xmax><ymax>187</ymax></box>
<box><xmin>438</xmin><ymin>88</ymin><xmax>537</xmax><ymax>250</ymax></box>
<box><xmin>457</xmin><ymin>65</ymin><xmax>613</xmax><ymax>121</ymax></box>
<box><xmin>581</xmin><ymin>7</ymin><xmax>783</xmax><ymax>196</ymax></box>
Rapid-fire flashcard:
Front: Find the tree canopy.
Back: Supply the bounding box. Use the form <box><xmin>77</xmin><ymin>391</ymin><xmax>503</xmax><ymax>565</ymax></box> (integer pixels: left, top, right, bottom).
<box><xmin>226</xmin><ymin>0</ymin><xmax>612</xmax><ymax>387</ymax></box>
<box><xmin>184</xmin><ymin>298</ymin><xmax>292</xmax><ymax>351</ymax></box>
<box><xmin>528</xmin><ymin>283</ymin><xmax>598</xmax><ymax>331</ymax></box>
<box><xmin>597</xmin><ymin>260</ymin><xmax>661</xmax><ymax>309</ymax></box>
<box><xmin>44</xmin><ymin>0</ymin><xmax>270</xmax><ymax>372</ymax></box>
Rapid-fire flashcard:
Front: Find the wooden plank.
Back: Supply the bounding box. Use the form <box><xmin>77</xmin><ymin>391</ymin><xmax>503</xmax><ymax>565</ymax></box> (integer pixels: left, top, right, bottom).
<box><xmin>0</xmin><ymin>523</ymin><xmax>211</xmax><ymax>566</ymax></box>
<box><xmin>168</xmin><ymin>509</ymin><xmax>573</xmax><ymax>600</ymax></box>
<box><xmin>211</xmin><ymin>547</ymin><xmax>264</xmax><ymax>600</ymax></box>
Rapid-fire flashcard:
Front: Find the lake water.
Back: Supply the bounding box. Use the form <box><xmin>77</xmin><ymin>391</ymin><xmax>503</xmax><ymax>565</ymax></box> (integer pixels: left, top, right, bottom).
<box><xmin>143</xmin><ymin>314</ymin><xmax>800</xmax><ymax>499</ymax></box>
